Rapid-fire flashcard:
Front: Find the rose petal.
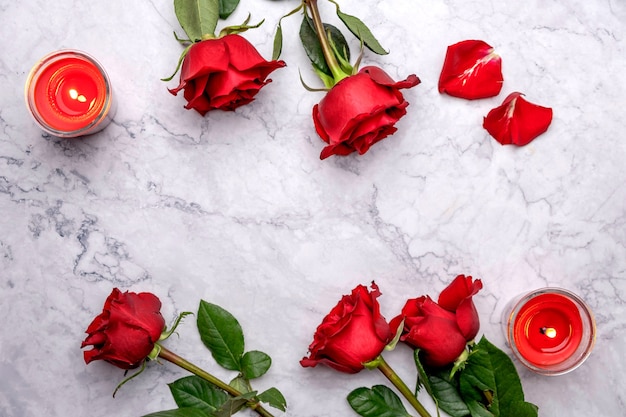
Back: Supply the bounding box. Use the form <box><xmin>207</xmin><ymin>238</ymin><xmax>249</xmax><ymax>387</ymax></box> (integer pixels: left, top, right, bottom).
<box><xmin>438</xmin><ymin>275</ymin><xmax>482</xmax><ymax>312</ymax></box>
<box><xmin>483</xmin><ymin>92</ymin><xmax>553</xmax><ymax>146</ymax></box>
<box><xmin>438</xmin><ymin>40</ymin><xmax>503</xmax><ymax>99</ymax></box>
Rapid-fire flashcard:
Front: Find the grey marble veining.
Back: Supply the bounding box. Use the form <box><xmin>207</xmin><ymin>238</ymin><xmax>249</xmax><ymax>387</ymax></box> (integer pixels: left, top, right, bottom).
<box><xmin>1</xmin><ymin>0</ymin><xmax>625</xmax><ymax>416</ymax></box>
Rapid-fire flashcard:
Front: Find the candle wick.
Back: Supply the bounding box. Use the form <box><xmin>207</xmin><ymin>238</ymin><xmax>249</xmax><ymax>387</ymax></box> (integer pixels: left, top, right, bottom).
<box><xmin>540</xmin><ymin>327</ymin><xmax>557</xmax><ymax>338</ymax></box>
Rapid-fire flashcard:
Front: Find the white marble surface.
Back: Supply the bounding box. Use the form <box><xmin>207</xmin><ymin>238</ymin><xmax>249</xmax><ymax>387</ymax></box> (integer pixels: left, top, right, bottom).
<box><xmin>1</xmin><ymin>0</ymin><xmax>625</xmax><ymax>416</ymax></box>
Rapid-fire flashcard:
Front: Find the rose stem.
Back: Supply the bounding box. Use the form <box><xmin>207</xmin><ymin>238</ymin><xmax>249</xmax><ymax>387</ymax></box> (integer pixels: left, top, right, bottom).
<box><xmin>158</xmin><ymin>346</ymin><xmax>275</xmax><ymax>417</ymax></box>
<box><xmin>376</xmin><ymin>356</ymin><xmax>433</xmax><ymax>417</ymax></box>
<box><xmin>303</xmin><ymin>0</ymin><xmax>348</xmax><ymax>83</ymax></box>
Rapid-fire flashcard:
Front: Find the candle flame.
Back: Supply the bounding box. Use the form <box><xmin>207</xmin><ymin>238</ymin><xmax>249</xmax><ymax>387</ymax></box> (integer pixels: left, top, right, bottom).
<box><xmin>68</xmin><ymin>88</ymin><xmax>87</xmax><ymax>103</ymax></box>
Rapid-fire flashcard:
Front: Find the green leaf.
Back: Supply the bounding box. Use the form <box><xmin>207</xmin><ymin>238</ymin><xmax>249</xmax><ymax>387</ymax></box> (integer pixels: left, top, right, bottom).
<box><xmin>328</xmin><ymin>0</ymin><xmax>388</xmax><ymax>55</ymax></box>
<box><xmin>241</xmin><ymin>350</ymin><xmax>272</xmax><ymax>379</ymax></box>
<box><xmin>347</xmin><ymin>385</ymin><xmax>411</xmax><ymax>417</ymax></box>
<box><xmin>459</xmin><ymin>337</ymin><xmax>538</xmax><ymax>417</ymax></box>
<box><xmin>299</xmin><ymin>14</ymin><xmax>350</xmax><ymax>77</ymax></box>
<box><xmin>258</xmin><ymin>387</ymin><xmax>287</xmax><ymax>411</ymax></box>
<box><xmin>230</xmin><ymin>375</ymin><xmax>253</xmax><ymax>394</ymax></box>
<box><xmin>212</xmin><ymin>397</ymin><xmax>249</xmax><ymax>417</ymax></box>
<box><xmin>141</xmin><ymin>409</ymin><xmax>209</xmax><ymax>417</ymax></box>
<box><xmin>414</xmin><ymin>350</ymin><xmax>470</xmax><ymax>417</ymax></box>
<box><xmin>272</xmin><ymin>3</ymin><xmax>303</xmax><ymax>60</ymax></box>
<box><xmin>168</xmin><ymin>375</ymin><xmax>229</xmax><ymax>414</ymax></box>
<box><xmin>197</xmin><ymin>301</ymin><xmax>245</xmax><ymax>371</ymax></box>
<box><xmin>429</xmin><ymin>375</ymin><xmax>471</xmax><ymax>417</ymax></box>
<box><xmin>174</xmin><ymin>0</ymin><xmax>220</xmax><ymax>42</ymax></box>
<box><xmin>272</xmin><ymin>22</ymin><xmax>283</xmax><ymax>61</ymax></box>
<box><xmin>466</xmin><ymin>401</ymin><xmax>495</xmax><ymax>417</ymax></box>
<box><xmin>218</xmin><ymin>0</ymin><xmax>239</xmax><ymax>19</ymax></box>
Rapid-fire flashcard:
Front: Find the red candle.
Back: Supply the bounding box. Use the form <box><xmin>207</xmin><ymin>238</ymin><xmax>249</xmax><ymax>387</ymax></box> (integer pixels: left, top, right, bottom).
<box><xmin>25</xmin><ymin>50</ymin><xmax>115</xmax><ymax>138</ymax></box>
<box><xmin>503</xmin><ymin>288</ymin><xmax>595</xmax><ymax>375</ymax></box>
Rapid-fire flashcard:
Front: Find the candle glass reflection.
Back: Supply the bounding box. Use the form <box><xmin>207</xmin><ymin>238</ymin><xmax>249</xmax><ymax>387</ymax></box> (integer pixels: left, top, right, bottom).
<box><xmin>25</xmin><ymin>50</ymin><xmax>115</xmax><ymax>138</ymax></box>
<box><xmin>502</xmin><ymin>287</ymin><xmax>595</xmax><ymax>375</ymax></box>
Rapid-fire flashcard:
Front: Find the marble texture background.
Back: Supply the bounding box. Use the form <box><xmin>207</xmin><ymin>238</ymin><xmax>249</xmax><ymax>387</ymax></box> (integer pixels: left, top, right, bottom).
<box><xmin>1</xmin><ymin>0</ymin><xmax>625</xmax><ymax>416</ymax></box>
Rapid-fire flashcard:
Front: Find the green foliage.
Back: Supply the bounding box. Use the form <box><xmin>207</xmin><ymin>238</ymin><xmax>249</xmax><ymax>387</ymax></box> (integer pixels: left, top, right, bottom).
<box><xmin>197</xmin><ymin>301</ymin><xmax>245</xmax><ymax>371</ymax></box>
<box><xmin>272</xmin><ymin>3</ymin><xmax>304</xmax><ymax>60</ymax></box>
<box><xmin>299</xmin><ymin>13</ymin><xmax>350</xmax><ymax>77</ymax></box>
<box><xmin>258</xmin><ymin>387</ymin><xmax>288</xmax><ymax>411</ymax></box>
<box><xmin>218</xmin><ymin>0</ymin><xmax>239</xmax><ymax>19</ymax></box>
<box><xmin>328</xmin><ymin>0</ymin><xmax>388</xmax><ymax>55</ymax></box>
<box><xmin>174</xmin><ymin>0</ymin><xmax>220</xmax><ymax>41</ymax></box>
<box><xmin>141</xmin><ymin>409</ymin><xmax>209</xmax><ymax>417</ymax></box>
<box><xmin>348</xmin><ymin>385</ymin><xmax>411</xmax><ymax>417</ymax></box>
<box><xmin>168</xmin><ymin>376</ymin><xmax>229</xmax><ymax>414</ymax></box>
<box><xmin>412</xmin><ymin>337</ymin><xmax>539</xmax><ymax>417</ymax></box>
<box><xmin>459</xmin><ymin>338</ymin><xmax>538</xmax><ymax>417</ymax></box>
<box><xmin>241</xmin><ymin>350</ymin><xmax>272</xmax><ymax>379</ymax></box>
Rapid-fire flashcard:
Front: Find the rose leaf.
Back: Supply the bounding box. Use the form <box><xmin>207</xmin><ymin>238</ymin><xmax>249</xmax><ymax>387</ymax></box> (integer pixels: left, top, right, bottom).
<box><xmin>140</xmin><ymin>409</ymin><xmax>210</xmax><ymax>417</ymax></box>
<box><xmin>347</xmin><ymin>385</ymin><xmax>411</xmax><ymax>417</ymax></box>
<box><xmin>299</xmin><ymin>14</ymin><xmax>350</xmax><ymax>77</ymax></box>
<box><xmin>197</xmin><ymin>301</ymin><xmax>245</xmax><ymax>371</ymax></box>
<box><xmin>241</xmin><ymin>350</ymin><xmax>272</xmax><ymax>379</ymax></box>
<box><xmin>174</xmin><ymin>0</ymin><xmax>220</xmax><ymax>42</ymax></box>
<box><xmin>328</xmin><ymin>0</ymin><xmax>388</xmax><ymax>55</ymax></box>
<box><xmin>168</xmin><ymin>375</ymin><xmax>229</xmax><ymax>414</ymax></box>
<box><xmin>218</xmin><ymin>0</ymin><xmax>239</xmax><ymax>19</ymax></box>
<box><xmin>257</xmin><ymin>387</ymin><xmax>288</xmax><ymax>411</ymax></box>
<box><xmin>459</xmin><ymin>337</ymin><xmax>538</xmax><ymax>417</ymax></box>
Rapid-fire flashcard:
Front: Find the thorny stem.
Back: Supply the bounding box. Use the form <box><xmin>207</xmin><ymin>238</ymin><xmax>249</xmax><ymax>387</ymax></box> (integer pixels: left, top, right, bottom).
<box><xmin>157</xmin><ymin>345</ymin><xmax>275</xmax><ymax>417</ymax></box>
<box><xmin>303</xmin><ymin>0</ymin><xmax>348</xmax><ymax>83</ymax></box>
<box><xmin>376</xmin><ymin>356</ymin><xmax>433</xmax><ymax>417</ymax></box>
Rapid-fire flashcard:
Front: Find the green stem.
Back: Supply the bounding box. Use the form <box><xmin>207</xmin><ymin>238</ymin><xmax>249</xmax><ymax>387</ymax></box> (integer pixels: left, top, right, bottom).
<box><xmin>303</xmin><ymin>0</ymin><xmax>348</xmax><ymax>83</ymax></box>
<box><xmin>376</xmin><ymin>356</ymin><xmax>433</xmax><ymax>417</ymax></box>
<box><xmin>157</xmin><ymin>345</ymin><xmax>275</xmax><ymax>417</ymax></box>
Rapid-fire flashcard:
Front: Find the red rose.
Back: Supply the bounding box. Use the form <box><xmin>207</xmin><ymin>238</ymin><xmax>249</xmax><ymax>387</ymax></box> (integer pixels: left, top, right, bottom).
<box><xmin>313</xmin><ymin>66</ymin><xmax>420</xmax><ymax>160</ymax></box>
<box><xmin>483</xmin><ymin>92</ymin><xmax>553</xmax><ymax>146</ymax></box>
<box><xmin>394</xmin><ymin>275</ymin><xmax>483</xmax><ymax>367</ymax></box>
<box><xmin>438</xmin><ymin>275</ymin><xmax>483</xmax><ymax>340</ymax></box>
<box><xmin>300</xmin><ymin>282</ymin><xmax>393</xmax><ymax>373</ymax></box>
<box><xmin>169</xmin><ymin>34</ymin><xmax>286</xmax><ymax>115</ymax></box>
<box><xmin>438</xmin><ymin>40</ymin><xmax>503</xmax><ymax>100</ymax></box>
<box><xmin>396</xmin><ymin>296</ymin><xmax>469</xmax><ymax>367</ymax></box>
<box><xmin>81</xmin><ymin>288</ymin><xmax>165</xmax><ymax>369</ymax></box>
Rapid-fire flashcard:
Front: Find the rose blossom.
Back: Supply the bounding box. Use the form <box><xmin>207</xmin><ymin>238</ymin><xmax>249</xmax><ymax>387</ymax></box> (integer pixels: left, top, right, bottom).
<box><xmin>483</xmin><ymin>92</ymin><xmax>553</xmax><ymax>146</ymax></box>
<box><xmin>300</xmin><ymin>282</ymin><xmax>393</xmax><ymax>373</ymax></box>
<box><xmin>393</xmin><ymin>275</ymin><xmax>483</xmax><ymax>367</ymax></box>
<box><xmin>81</xmin><ymin>288</ymin><xmax>165</xmax><ymax>369</ymax></box>
<box><xmin>169</xmin><ymin>34</ymin><xmax>286</xmax><ymax>114</ymax></box>
<box><xmin>313</xmin><ymin>66</ymin><xmax>420</xmax><ymax>160</ymax></box>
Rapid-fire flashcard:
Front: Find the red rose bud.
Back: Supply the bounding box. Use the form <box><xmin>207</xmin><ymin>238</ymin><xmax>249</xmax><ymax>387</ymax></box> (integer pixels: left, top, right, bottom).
<box><xmin>396</xmin><ymin>296</ymin><xmax>469</xmax><ymax>367</ymax></box>
<box><xmin>81</xmin><ymin>288</ymin><xmax>165</xmax><ymax>370</ymax></box>
<box><xmin>438</xmin><ymin>275</ymin><xmax>483</xmax><ymax>341</ymax></box>
<box><xmin>169</xmin><ymin>34</ymin><xmax>286</xmax><ymax>115</ymax></box>
<box><xmin>483</xmin><ymin>92</ymin><xmax>553</xmax><ymax>146</ymax></box>
<box><xmin>300</xmin><ymin>282</ymin><xmax>393</xmax><ymax>373</ymax></box>
<box><xmin>438</xmin><ymin>40</ymin><xmax>503</xmax><ymax>99</ymax></box>
<box><xmin>313</xmin><ymin>66</ymin><xmax>420</xmax><ymax>160</ymax></box>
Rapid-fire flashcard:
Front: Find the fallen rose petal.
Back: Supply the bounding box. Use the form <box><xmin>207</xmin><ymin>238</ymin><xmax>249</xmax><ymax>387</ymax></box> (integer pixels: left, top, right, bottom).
<box><xmin>483</xmin><ymin>92</ymin><xmax>553</xmax><ymax>146</ymax></box>
<box><xmin>438</xmin><ymin>40</ymin><xmax>503</xmax><ymax>99</ymax></box>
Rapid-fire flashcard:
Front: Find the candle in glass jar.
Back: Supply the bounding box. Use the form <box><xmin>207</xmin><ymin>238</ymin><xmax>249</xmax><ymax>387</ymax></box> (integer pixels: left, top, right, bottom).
<box><xmin>503</xmin><ymin>288</ymin><xmax>595</xmax><ymax>375</ymax></box>
<box><xmin>25</xmin><ymin>50</ymin><xmax>115</xmax><ymax>138</ymax></box>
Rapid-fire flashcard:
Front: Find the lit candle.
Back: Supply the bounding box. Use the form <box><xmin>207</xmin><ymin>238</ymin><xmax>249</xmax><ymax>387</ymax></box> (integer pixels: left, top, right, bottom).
<box><xmin>502</xmin><ymin>288</ymin><xmax>595</xmax><ymax>375</ymax></box>
<box><xmin>25</xmin><ymin>50</ymin><xmax>115</xmax><ymax>138</ymax></box>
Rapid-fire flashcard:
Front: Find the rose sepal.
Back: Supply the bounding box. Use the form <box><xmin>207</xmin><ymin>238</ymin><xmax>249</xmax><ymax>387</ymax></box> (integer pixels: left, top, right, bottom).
<box><xmin>159</xmin><ymin>311</ymin><xmax>194</xmax><ymax>341</ymax></box>
<box><xmin>218</xmin><ymin>15</ymin><xmax>264</xmax><ymax>37</ymax></box>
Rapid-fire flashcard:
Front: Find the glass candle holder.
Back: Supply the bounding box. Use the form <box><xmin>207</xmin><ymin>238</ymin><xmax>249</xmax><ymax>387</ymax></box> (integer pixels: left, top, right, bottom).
<box><xmin>25</xmin><ymin>50</ymin><xmax>116</xmax><ymax>138</ymax></box>
<box><xmin>502</xmin><ymin>287</ymin><xmax>596</xmax><ymax>375</ymax></box>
